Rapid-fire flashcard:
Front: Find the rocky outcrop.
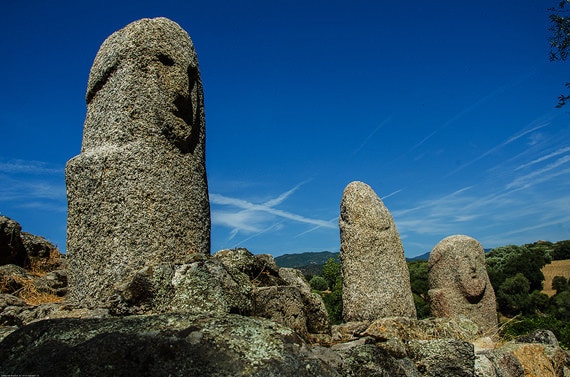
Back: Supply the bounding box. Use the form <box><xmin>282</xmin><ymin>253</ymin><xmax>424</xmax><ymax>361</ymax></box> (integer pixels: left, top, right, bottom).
<box><xmin>0</xmin><ymin>217</ymin><xmax>66</xmax><ymax>329</ymax></box>
<box><xmin>0</xmin><ymin>313</ymin><xmax>338</xmax><ymax>377</ymax></box>
<box><xmin>4</xmin><ymin>312</ymin><xmax>568</xmax><ymax>376</ymax></box>
<box><xmin>97</xmin><ymin>248</ymin><xmax>331</xmax><ymax>342</ymax></box>
<box><xmin>0</xmin><ymin>215</ymin><xmax>27</xmax><ymax>266</ymax></box>
<box><xmin>0</xmin><ymin>215</ymin><xmax>60</xmax><ymax>270</ymax></box>
<box><xmin>66</xmin><ymin>17</ymin><xmax>210</xmax><ymax>309</ymax></box>
<box><xmin>339</xmin><ymin>181</ymin><xmax>416</xmax><ymax>321</ymax></box>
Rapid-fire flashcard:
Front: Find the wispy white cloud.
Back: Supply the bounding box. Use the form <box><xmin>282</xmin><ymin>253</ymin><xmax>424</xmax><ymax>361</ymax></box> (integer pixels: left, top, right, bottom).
<box><xmin>211</xmin><ymin>210</ymin><xmax>264</xmax><ymax>234</ymax></box>
<box><xmin>0</xmin><ymin>175</ymin><xmax>65</xmax><ymax>202</ymax></box>
<box><xmin>514</xmin><ymin>146</ymin><xmax>570</xmax><ymax>171</ymax></box>
<box><xmin>393</xmin><ymin>186</ymin><xmax>473</xmax><ymax>217</ymax></box>
<box><xmin>399</xmin><ymin>69</ymin><xmax>538</xmax><ymax>161</ymax></box>
<box><xmin>501</xmin><ymin>215</ymin><xmax>570</xmax><ymax>237</ymax></box>
<box><xmin>506</xmin><ymin>155</ymin><xmax>570</xmax><ymax>190</ymax></box>
<box><xmin>381</xmin><ymin>188</ymin><xmax>404</xmax><ymax>201</ymax></box>
<box><xmin>0</xmin><ymin>159</ymin><xmax>63</xmax><ymax>175</ymax></box>
<box><xmin>211</xmin><ymin>192</ymin><xmax>337</xmax><ymax>229</ymax></box>
<box><xmin>353</xmin><ymin>116</ymin><xmax>391</xmax><ymax>154</ymax></box>
<box><xmin>447</xmin><ymin>121</ymin><xmax>551</xmax><ymax>176</ymax></box>
<box><xmin>233</xmin><ymin>222</ymin><xmax>285</xmax><ymax>246</ymax></box>
<box><xmin>294</xmin><ymin>216</ymin><xmax>338</xmax><ymax>238</ymax></box>
<box><xmin>210</xmin><ymin>182</ymin><xmax>337</xmax><ymax>242</ymax></box>
<box><xmin>17</xmin><ymin>201</ymin><xmax>67</xmax><ymax>213</ymax></box>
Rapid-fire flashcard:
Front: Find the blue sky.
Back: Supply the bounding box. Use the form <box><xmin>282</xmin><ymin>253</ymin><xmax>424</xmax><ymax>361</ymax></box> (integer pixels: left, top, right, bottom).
<box><xmin>1</xmin><ymin>0</ymin><xmax>569</xmax><ymax>258</ymax></box>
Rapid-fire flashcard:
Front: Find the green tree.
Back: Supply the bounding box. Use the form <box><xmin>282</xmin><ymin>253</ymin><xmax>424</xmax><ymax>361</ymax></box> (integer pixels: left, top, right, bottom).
<box><xmin>486</xmin><ymin>245</ymin><xmax>548</xmax><ymax>293</ymax></box>
<box><xmin>549</xmin><ymin>1</ymin><xmax>570</xmax><ymax>107</ymax></box>
<box><xmin>550</xmin><ymin>290</ymin><xmax>570</xmax><ymax>321</ymax></box>
<box><xmin>312</xmin><ymin>257</ymin><xmax>344</xmax><ymax>324</ymax></box>
<box><xmin>322</xmin><ymin>257</ymin><xmax>341</xmax><ymax>291</ymax></box>
<box><xmin>528</xmin><ymin>290</ymin><xmax>550</xmax><ymax>313</ymax></box>
<box><xmin>552</xmin><ymin>276</ymin><xmax>569</xmax><ymax>294</ymax></box>
<box><xmin>309</xmin><ymin>276</ymin><xmax>328</xmax><ymax>291</ymax></box>
<box><xmin>408</xmin><ymin>261</ymin><xmax>430</xmax><ymax>319</ymax></box>
<box><xmin>413</xmin><ymin>293</ymin><xmax>431</xmax><ymax>319</ymax></box>
<box><xmin>496</xmin><ymin>273</ymin><xmax>531</xmax><ymax>316</ymax></box>
<box><xmin>408</xmin><ymin>261</ymin><xmax>429</xmax><ymax>298</ymax></box>
<box><xmin>321</xmin><ymin>275</ymin><xmax>343</xmax><ymax>325</ymax></box>
<box><xmin>551</xmin><ymin>240</ymin><xmax>570</xmax><ymax>260</ymax></box>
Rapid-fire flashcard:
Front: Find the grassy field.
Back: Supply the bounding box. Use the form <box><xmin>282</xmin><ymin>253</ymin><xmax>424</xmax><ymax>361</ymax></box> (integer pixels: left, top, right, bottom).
<box><xmin>542</xmin><ymin>259</ymin><xmax>570</xmax><ymax>297</ymax></box>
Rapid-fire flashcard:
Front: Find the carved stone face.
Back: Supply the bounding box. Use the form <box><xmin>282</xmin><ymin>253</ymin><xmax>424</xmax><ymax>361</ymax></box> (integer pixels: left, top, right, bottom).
<box><xmin>83</xmin><ymin>18</ymin><xmax>203</xmax><ymax>154</ymax></box>
<box><xmin>457</xmin><ymin>249</ymin><xmax>487</xmax><ymax>302</ymax></box>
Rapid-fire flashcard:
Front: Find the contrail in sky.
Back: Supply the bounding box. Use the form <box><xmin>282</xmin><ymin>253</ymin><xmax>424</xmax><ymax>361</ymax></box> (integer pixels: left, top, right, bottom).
<box><xmin>446</xmin><ymin>121</ymin><xmax>551</xmax><ymax>177</ymax></box>
<box><xmin>514</xmin><ymin>146</ymin><xmax>570</xmax><ymax>171</ymax></box>
<box><xmin>353</xmin><ymin>116</ymin><xmax>391</xmax><ymax>154</ymax></box>
<box><xmin>396</xmin><ymin>67</ymin><xmax>538</xmax><ymax>161</ymax></box>
<box><xmin>381</xmin><ymin>188</ymin><xmax>404</xmax><ymax>200</ymax></box>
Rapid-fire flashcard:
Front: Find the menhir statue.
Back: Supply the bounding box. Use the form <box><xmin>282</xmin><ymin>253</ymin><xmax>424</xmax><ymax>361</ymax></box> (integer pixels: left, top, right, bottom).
<box><xmin>65</xmin><ymin>18</ymin><xmax>210</xmax><ymax>308</ymax></box>
<box><xmin>340</xmin><ymin>181</ymin><xmax>416</xmax><ymax>321</ymax></box>
<box><xmin>428</xmin><ymin>235</ymin><xmax>498</xmax><ymax>334</ymax></box>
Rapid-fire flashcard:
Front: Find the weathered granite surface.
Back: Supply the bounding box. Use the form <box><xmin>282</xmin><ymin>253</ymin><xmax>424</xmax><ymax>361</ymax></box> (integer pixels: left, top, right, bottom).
<box><xmin>65</xmin><ymin>17</ymin><xmax>210</xmax><ymax>308</ymax></box>
<box><xmin>428</xmin><ymin>235</ymin><xmax>498</xmax><ymax>335</ymax></box>
<box><xmin>339</xmin><ymin>181</ymin><xmax>416</xmax><ymax>321</ymax></box>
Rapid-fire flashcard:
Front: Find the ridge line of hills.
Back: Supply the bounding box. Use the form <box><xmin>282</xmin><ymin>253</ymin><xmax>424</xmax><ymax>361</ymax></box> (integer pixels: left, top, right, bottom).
<box><xmin>274</xmin><ymin>249</ymin><xmax>492</xmax><ymax>276</ymax></box>
<box><xmin>274</xmin><ymin>250</ymin><xmax>430</xmax><ymax>270</ymax></box>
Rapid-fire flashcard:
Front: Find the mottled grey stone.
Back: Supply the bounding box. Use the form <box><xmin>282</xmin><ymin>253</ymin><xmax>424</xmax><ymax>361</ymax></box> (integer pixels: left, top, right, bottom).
<box><xmin>475</xmin><ymin>350</ymin><xmax>523</xmax><ymax>377</ymax></box>
<box><xmin>108</xmin><ymin>254</ymin><xmax>252</xmax><ymax>316</ymax></box>
<box><xmin>21</xmin><ymin>232</ymin><xmax>55</xmax><ymax>259</ymax></box>
<box><xmin>0</xmin><ymin>313</ymin><xmax>340</xmax><ymax>377</ymax></box>
<box><xmin>0</xmin><ymin>216</ymin><xmax>26</xmax><ymax>267</ymax></box>
<box><xmin>334</xmin><ymin>342</ymin><xmax>415</xmax><ymax>376</ymax></box>
<box><xmin>339</xmin><ymin>181</ymin><xmax>416</xmax><ymax>321</ymax></box>
<box><xmin>428</xmin><ymin>235</ymin><xmax>498</xmax><ymax>335</ymax></box>
<box><xmin>407</xmin><ymin>338</ymin><xmax>475</xmax><ymax>377</ymax></box>
<box><xmin>66</xmin><ymin>17</ymin><xmax>210</xmax><ymax>308</ymax></box>
<box><xmin>214</xmin><ymin>248</ymin><xmax>285</xmax><ymax>287</ymax></box>
<box><xmin>515</xmin><ymin>329</ymin><xmax>559</xmax><ymax>346</ymax></box>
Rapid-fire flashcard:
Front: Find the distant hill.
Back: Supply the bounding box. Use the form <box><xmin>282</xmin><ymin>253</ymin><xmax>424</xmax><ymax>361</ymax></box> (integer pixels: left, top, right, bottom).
<box><xmin>275</xmin><ymin>248</ymin><xmax>492</xmax><ymax>276</ymax></box>
<box><xmin>275</xmin><ymin>250</ymin><xmax>432</xmax><ymax>267</ymax></box>
<box><xmin>275</xmin><ymin>250</ymin><xmax>430</xmax><ymax>277</ymax></box>
<box><xmin>275</xmin><ymin>251</ymin><xmax>339</xmax><ymax>268</ymax></box>
<box><xmin>407</xmin><ymin>248</ymin><xmax>492</xmax><ymax>262</ymax></box>
<box><xmin>407</xmin><ymin>252</ymin><xmax>430</xmax><ymax>262</ymax></box>
<box><xmin>274</xmin><ymin>251</ymin><xmax>339</xmax><ymax>277</ymax></box>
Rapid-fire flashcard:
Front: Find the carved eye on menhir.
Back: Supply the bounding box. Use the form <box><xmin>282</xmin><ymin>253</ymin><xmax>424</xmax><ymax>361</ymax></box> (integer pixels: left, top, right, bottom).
<box><xmin>158</xmin><ymin>54</ymin><xmax>175</xmax><ymax>66</ymax></box>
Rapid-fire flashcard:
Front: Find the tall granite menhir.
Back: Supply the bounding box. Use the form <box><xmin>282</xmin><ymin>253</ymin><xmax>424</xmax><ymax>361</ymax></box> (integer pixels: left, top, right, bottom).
<box><xmin>66</xmin><ymin>18</ymin><xmax>210</xmax><ymax>308</ymax></box>
<box><xmin>339</xmin><ymin>181</ymin><xmax>416</xmax><ymax>321</ymax></box>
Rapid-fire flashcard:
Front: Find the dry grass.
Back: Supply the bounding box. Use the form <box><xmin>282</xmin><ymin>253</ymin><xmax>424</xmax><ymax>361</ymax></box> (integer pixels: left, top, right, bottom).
<box><xmin>0</xmin><ymin>273</ymin><xmax>63</xmax><ymax>306</ymax></box>
<box><xmin>0</xmin><ymin>248</ymin><xmax>65</xmax><ymax>306</ymax></box>
<box><xmin>542</xmin><ymin>259</ymin><xmax>570</xmax><ymax>297</ymax></box>
<box><xmin>27</xmin><ymin>247</ymin><xmax>64</xmax><ymax>277</ymax></box>
<box><xmin>11</xmin><ymin>276</ymin><xmax>63</xmax><ymax>306</ymax></box>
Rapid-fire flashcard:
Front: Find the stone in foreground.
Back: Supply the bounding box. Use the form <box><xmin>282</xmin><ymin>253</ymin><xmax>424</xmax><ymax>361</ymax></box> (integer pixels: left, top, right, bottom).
<box><xmin>428</xmin><ymin>235</ymin><xmax>498</xmax><ymax>335</ymax></box>
<box><xmin>0</xmin><ymin>313</ymin><xmax>338</xmax><ymax>376</ymax></box>
<box><xmin>339</xmin><ymin>181</ymin><xmax>416</xmax><ymax>321</ymax></box>
<box><xmin>65</xmin><ymin>18</ymin><xmax>210</xmax><ymax>308</ymax></box>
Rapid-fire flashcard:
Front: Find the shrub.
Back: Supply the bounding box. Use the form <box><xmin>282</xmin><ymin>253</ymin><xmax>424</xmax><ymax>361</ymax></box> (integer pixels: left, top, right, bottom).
<box><xmin>321</xmin><ymin>276</ymin><xmax>343</xmax><ymax>325</ymax></box>
<box><xmin>309</xmin><ymin>276</ymin><xmax>328</xmax><ymax>291</ymax></box>
<box><xmin>500</xmin><ymin>314</ymin><xmax>570</xmax><ymax>349</ymax></box>
<box><xmin>322</xmin><ymin>258</ymin><xmax>341</xmax><ymax>291</ymax></box>
<box><xmin>552</xmin><ymin>275</ymin><xmax>569</xmax><ymax>294</ymax></box>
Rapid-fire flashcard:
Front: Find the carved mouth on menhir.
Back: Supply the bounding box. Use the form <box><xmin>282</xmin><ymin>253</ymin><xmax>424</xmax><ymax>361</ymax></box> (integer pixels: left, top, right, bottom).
<box><xmin>167</xmin><ymin>93</ymin><xmax>200</xmax><ymax>154</ymax></box>
<box><xmin>173</xmin><ymin>94</ymin><xmax>193</xmax><ymax>126</ymax></box>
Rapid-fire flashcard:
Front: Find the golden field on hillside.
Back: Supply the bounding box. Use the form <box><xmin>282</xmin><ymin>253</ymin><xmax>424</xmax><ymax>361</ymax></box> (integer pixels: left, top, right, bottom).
<box><xmin>541</xmin><ymin>259</ymin><xmax>570</xmax><ymax>297</ymax></box>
